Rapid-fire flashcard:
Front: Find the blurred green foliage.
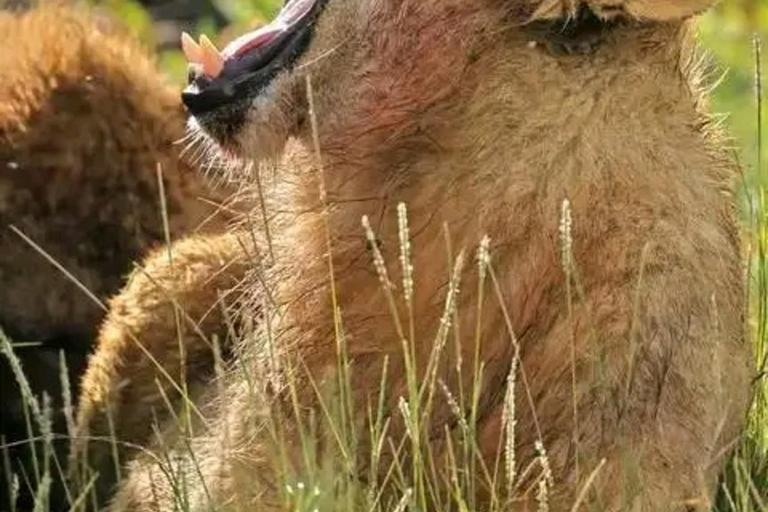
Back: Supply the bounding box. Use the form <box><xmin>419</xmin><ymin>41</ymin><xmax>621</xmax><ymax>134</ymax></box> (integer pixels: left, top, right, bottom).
<box><xmin>700</xmin><ymin>1</ymin><xmax>768</xmax><ymax>196</ymax></box>
<box><xmin>701</xmin><ymin>15</ymin><xmax>767</xmax><ymax>212</ymax></box>
<box><xmin>217</xmin><ymin>0</ymin><xmax>278</xmax><ymax>25</ymax></box>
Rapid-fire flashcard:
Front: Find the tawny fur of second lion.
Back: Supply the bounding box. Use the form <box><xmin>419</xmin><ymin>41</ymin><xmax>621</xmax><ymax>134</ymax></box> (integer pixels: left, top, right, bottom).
<box><xmin>0</xmin><ymin>6</ymin><xmax>231</xmax><ymax>353</ymax></box>
<box><xmin>71</xmin><ymin>231</ymin><xmax>255</xmax><ymax>504</ymax></box>
<box><xmin>0</xmin><ymin>6</ymin><xmax>234</xmax><ymax>509</ymax></box>
<box><xmin>83</xmin><ymin>0</ymin><xmax>751</xmax><ymax>510</ymax></box>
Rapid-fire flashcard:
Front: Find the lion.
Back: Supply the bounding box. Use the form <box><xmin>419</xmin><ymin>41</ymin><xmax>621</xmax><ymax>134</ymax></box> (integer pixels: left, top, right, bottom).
<box><xmin>74</xmin><ymin>0</ymin><xmax>752</xmax><ymax>510</ymax></box>
<box><xmin>0</xmin><ymin>5</ymin><xmax>238</xmax><ymax>510</ymax></box>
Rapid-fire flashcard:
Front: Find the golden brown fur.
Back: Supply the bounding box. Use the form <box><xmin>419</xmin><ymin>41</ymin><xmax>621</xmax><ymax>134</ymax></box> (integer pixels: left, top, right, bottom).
<box><xmin>76</xmin><ymin>0</ymin><xmax>751</xmax><ymax>510</ymax></box>
<box><xmin>0</xmin><ymin>6</ymin><xmax>230</xmax><ymax>348</ymax></box>
<box><xmin>70</xmin><ymin>231</ymin><xmax>254</xmax><ymax>504</ymax></box>
<box><xmin>0</xmin><ymin>5</ymin><xmax>233</xmax><ymax>509</ymax></box>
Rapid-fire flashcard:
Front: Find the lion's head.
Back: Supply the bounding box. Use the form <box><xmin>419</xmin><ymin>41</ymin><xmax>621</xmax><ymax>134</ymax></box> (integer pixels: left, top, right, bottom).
<box><xmin>180</xmin><ymin>0</ymin><xmax>717</xmax><ymax>162</ymax></box>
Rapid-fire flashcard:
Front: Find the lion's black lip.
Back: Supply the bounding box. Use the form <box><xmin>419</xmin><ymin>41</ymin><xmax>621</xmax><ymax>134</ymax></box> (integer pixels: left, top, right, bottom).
<box><xmin>181</xmin><ymin>0</ymin><xmax>328</xmax><ymax>117</ymax></box>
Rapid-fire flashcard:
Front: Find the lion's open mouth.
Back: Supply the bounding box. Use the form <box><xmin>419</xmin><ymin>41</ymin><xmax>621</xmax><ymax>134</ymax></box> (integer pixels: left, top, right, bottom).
<box><xmin>181</xmin><ymin>0</ymin><xmax>328</xmax><ymax>117</ymax></box>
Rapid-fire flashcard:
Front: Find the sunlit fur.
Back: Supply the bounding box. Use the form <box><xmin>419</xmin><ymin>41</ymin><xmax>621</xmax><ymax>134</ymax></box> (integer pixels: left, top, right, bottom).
<box><xmin>82</xmin><ymin>0</ymin><xmax>751</xmax><ymax>510</ymax></box>
<box><xmin>522</xmin><ymin>0</ymin><xmax>716</xmax><ymax>21</ymax></box>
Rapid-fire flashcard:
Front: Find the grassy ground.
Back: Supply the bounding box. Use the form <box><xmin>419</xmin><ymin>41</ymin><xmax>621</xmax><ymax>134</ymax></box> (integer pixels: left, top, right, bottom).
<box><xmin>2</xmin><ymin>2</ymin><xmax>768</xmax><ymax>511</ymax></box>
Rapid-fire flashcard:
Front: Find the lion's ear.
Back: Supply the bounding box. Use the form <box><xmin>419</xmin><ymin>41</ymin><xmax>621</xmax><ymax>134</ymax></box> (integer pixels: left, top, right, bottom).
<box><xmin>524</xmin><ymin>0</ymin><xmax>717</xmax><ymax>22</ymax></box>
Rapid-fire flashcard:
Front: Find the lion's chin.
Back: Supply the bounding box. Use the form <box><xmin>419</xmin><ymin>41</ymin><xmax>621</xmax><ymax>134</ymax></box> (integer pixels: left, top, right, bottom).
<box><xmin>188</xmin><ymin>73</ymin><xmax>304</xmax><ymax>167</ymax></box>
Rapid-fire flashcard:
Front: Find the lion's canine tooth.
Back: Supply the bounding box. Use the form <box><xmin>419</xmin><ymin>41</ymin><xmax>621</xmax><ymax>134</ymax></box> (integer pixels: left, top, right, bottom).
<box><xmin>181</xmin><ymin>32</ymin><xmax>203</xmax><ymax>64</ymax></box>
<box><xmin>199</xmin><ymin>34</ymin><xmax>224</xmax><ymax>78</ymax></box>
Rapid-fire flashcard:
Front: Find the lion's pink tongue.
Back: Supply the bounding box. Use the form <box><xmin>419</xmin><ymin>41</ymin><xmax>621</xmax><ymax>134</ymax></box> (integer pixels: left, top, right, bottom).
<box><xmin>222</xmin><ymin>0</ymin><xmax>317</xmax><ymax>59</ymax></box>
